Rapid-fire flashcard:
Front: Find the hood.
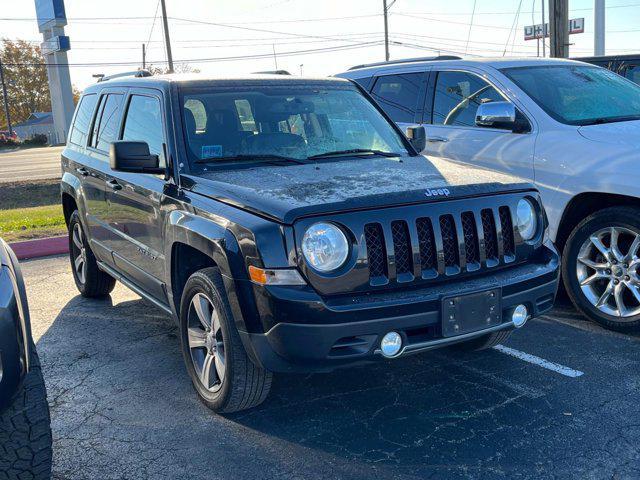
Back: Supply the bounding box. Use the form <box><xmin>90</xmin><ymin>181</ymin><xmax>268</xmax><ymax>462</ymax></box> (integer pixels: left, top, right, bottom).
<box><xmin>185</xmin><ymin>155</ymin><xmax>533</xmax><ymax>224</ymax></box>
<box><xmin>578</xmin><ymin>120</ymin><xmax>640</xmax><ymax>147</ymax></box>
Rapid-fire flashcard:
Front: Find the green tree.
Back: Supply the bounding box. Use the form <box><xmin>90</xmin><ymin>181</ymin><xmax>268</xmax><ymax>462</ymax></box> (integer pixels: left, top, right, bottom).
<box><xmin>0</xmin><ymin>39</ymin><xmax>51</xmax><ymax>130</ymax></box>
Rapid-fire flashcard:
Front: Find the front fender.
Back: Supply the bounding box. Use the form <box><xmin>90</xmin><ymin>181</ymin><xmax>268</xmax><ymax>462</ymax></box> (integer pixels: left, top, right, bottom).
<box><xmin>164</xmin><ymin>210</ymin><xmax>258</xmax><ymax>335</ymax></box>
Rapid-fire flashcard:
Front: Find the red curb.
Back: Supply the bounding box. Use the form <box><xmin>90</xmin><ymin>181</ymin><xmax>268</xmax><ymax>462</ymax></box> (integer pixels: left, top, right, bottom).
<box><xmin>9</xmin><ymin>236</ymin><xmax>69</xmax><ymax>260</ymax></box>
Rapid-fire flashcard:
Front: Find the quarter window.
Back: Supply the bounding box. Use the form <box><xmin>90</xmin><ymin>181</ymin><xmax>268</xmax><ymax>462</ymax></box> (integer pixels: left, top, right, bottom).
<box><xmin>370</xmin><ymin>73</ymin><xmax>423</xmax><ymax>123</ymax></box>
<box><xmin>92</xmin><ymin>93</ymin><xmax>124</xmax><ymax>152</ymax></box>
<box><xmin>122</xmin><ymin>95</ymin><xmax>165</xmax><ymax>167</ymax></box>
<box><xmin>433</xmin><ymin>71</ymin><xmax>504</xmax><ymax>127</ymax></box>
<box><xmin>69</xmin><ymin>94</ymin><xmax>98</xmax><ymax>146</ymax></box>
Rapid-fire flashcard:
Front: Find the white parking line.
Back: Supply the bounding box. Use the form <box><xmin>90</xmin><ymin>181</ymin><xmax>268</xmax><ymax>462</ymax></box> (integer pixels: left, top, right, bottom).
<box><xmin>493</xmin><ymin>345</ymin><xmax>585</xmax><ymax>378</ymax></box>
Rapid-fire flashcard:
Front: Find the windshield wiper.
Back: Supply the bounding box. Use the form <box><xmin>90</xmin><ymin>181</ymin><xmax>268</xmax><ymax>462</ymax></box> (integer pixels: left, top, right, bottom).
<box><xmin>307</xmin><ymin>149</ymin><xmax>401</xmax><ymax>160</ymax></box>
<box><xmin>195</xmin><ymin>154</ymin><xmax>308</xmax><ymax>165</ymax></box>
<box><xmin>580</xmin><ymin>115</ymin><xmax>640</xmax><ymax>126</ymax></box>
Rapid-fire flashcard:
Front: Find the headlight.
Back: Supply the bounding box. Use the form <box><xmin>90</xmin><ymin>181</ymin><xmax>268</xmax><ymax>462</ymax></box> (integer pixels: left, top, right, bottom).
<box><xmin>516</xmin><ymin>198</ymin><xmax>537</xmax><ymax>241</ymax></box>
<box><xmin>301</xmin><ymin>222</ymin><xmax>349</xmax><ymax>272</ymax></box>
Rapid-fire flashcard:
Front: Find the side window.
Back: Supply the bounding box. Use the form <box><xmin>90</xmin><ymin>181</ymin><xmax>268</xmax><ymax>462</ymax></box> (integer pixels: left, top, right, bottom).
<box><xmin>370</xmin><ymin>73</ymin><xmax>423</xmax><ymax>123</ymax></box>
<box><xmin>624</xmin><ymin>65</ymin><xmax>640</xmax><ymax>85</ymax></box>
<box><xmin>433</xmin><ymin>71</ymin><xmax>504</xmax><ymax>127</ymax></box>
<box><xmin>91</xmin><ymin>93</ymin><xmax>124</xmax><ymax>152</ymax></box>
<box><xmin>122</xmin><ymin>95</ymin><xmax>166</xmax><ymax>167</ymax></box>
<box><xmin>69</xmin><ymin>94</ymin><xmax>98</xmax><ymax>146</ymax></box>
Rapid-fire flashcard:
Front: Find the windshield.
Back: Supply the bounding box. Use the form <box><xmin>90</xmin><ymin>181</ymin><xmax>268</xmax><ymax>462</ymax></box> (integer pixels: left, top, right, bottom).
<box><xmin>179</xmin><ymin>84</ymin><xmax>409</xmax><ymax>168</ymax></box>
<box><xmin>501</xmin><ymin>65</ymin><xmax>640</xmax><ymax>126</ymax></box>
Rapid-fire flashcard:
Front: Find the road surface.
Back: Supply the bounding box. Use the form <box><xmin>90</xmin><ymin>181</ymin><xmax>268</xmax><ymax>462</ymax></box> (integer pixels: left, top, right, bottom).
<box><xmin>0</xmin><ymin>146</ymin><xmax>64</xmax><ymax>183</ymax></box>
<box><xmin>24</xmin><ymin>255</ymin><xmax>640</xmax><ymax>480</ymax></box>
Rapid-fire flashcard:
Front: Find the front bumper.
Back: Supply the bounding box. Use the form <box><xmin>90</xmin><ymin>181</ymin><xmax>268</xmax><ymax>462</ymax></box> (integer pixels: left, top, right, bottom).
<box><xmin>239</xmin><ymin>243</ymin><xmax>559</xmax><ymax>373</ymax></box>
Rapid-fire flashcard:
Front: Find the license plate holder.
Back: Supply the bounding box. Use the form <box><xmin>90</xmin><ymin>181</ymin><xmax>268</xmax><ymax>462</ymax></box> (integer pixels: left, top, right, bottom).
<box><xmin>442</xmin><ymin>289</ymin><xmax>502</xmax><ymax>337</ymax></box>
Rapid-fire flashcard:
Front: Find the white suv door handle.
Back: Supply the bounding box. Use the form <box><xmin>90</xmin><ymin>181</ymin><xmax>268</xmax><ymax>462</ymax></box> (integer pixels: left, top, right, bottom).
<box><xmin>427</xmin><ymin>136</ymin><xmax>448</xmax><ymax>143</ymax></box>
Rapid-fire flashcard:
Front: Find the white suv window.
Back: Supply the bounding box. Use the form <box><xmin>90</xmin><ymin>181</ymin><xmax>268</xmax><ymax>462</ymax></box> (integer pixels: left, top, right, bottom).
<box><xmin>370</xmin><ymin>73</ymin><xmax>422</xmax><ymax>123</ymax></box>
<box><xmin>433</xmin><ymin>71</ymin><xmax>504</xmax><ymax>127</ymax></box>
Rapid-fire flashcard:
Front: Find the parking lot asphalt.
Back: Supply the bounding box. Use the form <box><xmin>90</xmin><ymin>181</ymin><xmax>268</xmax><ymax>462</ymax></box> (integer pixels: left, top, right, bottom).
<box><xmin>24</xmin><ymin>255</ymin><xmax>640</xmax><ymax>480</ymax></box>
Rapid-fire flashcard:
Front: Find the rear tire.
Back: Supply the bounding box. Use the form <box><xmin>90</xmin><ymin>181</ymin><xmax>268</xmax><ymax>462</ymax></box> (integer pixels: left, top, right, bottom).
<box><xmin>455</xmin><ymin>330</ymin><xmax>512</xmax><ymax>351</ymax></box>
<box><xmin>68</xmin><ymin>211</ymin><xmax>116</xmax><ymax>297</ymax></box>
<box><xmin>179</xmin><ymin>267</ymin><xmax>272</xmax><ymax>413</ymax></box>
<box><xmin>0</xmin><ymin>344</ymin><xmax>52</xmax><ymax>480</ymax></box>
<box><xmin>562</xmin><ymin>207</ymin><xmax>640</xmax><ymax>332</ymax></box>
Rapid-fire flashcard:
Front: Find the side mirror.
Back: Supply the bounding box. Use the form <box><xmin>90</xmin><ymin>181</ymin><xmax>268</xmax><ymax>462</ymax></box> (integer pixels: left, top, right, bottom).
<box><xmin>109</xmin><ymin>141</ymin><xmax>164</xmax><ymax>174</ymax></box>
<box><xmin>406</xmin><ymin>125</ymin><xmax>426</xmax><ymax>152</ymax></box>
<box><xmin>475</xmin><ymin>101</ymin><xmax>528</xmax><ymax>132</ymax></box>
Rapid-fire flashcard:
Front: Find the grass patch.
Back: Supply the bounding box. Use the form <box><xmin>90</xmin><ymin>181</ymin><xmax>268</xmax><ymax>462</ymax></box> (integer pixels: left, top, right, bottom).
<box><xmin>0</xmin><ymin>179</ymin><xmax>60</xmax><ymax>209</ymax></box>
<box><xmin>0</xmin><ymin>204</ymin><xmax>66</xmax><ymax>242</ymax></box>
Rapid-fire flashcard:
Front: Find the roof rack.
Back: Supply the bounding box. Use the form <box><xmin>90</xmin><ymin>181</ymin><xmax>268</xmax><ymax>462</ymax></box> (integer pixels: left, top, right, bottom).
<box><xmin>95</xmin><ymin>70</ymin><xmax>153</xmax><ymax>83</ymax></box>
<box><xmin>348</xmin><ymin>55</ymin><xmax>462</xmax><ymax>71</ymax></box>
<box><xmin>252</xmin><ymin>70</ymin><xmax>291</xmax><ymax>75</ymax></box>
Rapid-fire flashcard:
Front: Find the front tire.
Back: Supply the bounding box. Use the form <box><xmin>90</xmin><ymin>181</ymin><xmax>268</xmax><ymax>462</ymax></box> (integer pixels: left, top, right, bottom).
<box><xmin>0</xmin><ymin>344</ymin><xmax>52</xmax><ymax>480</ymax></box>
<box><xmin>68</xmin><ymin>211</ymin><xmax>116</xmax><ymax>297</ymax></box>
<box><xmin>179</xmin><ymin>267</ymin><xmax>272</xmax><ymax>413</ymax></box>
<box><xmin>562</xmin><ymin>207</ymin><xmax>640</xmax><ymax>332</ymax></box>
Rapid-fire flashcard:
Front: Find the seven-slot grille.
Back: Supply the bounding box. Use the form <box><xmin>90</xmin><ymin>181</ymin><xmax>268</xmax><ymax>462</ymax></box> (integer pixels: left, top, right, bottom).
<box><xmin>364</xmin><ymin>206</ymin><xmax>517</xmax><ymax>283</ymax></box>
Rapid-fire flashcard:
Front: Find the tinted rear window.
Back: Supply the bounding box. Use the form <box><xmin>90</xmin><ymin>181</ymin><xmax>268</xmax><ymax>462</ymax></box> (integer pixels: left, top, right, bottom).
<box><xmin>69</xmin><ymin>94</ymin><xmax>98</xmax><ymax>146</ymax></box>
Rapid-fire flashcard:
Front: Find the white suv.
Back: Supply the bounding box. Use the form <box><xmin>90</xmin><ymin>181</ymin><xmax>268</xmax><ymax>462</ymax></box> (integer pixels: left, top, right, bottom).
<box><xmin>337</xmin><ymin>57</ymin><xmax>640</xmax><ymax>332</ymax></box>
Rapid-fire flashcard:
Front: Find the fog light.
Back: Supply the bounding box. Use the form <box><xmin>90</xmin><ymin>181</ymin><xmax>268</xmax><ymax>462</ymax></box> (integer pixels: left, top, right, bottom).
<box><xmin>511</xmin><ymin>304</ymin><xmax>528</xmax><ymax>328</ymax></box>
<box><xmin>380</xmin><ymin>331</ymin><xmax>402</xmax><ymax>358</ymax></box>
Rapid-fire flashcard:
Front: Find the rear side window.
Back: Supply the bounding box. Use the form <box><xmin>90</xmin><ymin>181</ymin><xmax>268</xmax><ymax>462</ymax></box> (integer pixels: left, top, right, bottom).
<box><xmin>433</xmin><ymin>71</ymin><xmax>504</xmax><ymax>127</ymax></box>
<box><xmin>370</xmin><ymin>73</ymin><xmax>423</xmax><ymax>123</ymax></box>
<box><xmin>69</xmin><ymin>94</ymin><xmax>98</xmax><ymax>146</ymax></box>
<box><xmin>122</xmin><ymin>95</ymin><xmax>165</xmax><ymax>167</ymax></box>
<box><xmin>91</xmin><ymin>93</ymin><xmax>124</xmax><ymax>152</ymax></box>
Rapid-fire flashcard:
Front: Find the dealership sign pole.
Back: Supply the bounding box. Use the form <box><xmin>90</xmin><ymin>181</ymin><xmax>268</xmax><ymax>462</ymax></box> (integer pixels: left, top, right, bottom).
<box><xmin>34</xmin><ymin>0</ymin><xmax>75</xmax><ymax>144</ymax></box>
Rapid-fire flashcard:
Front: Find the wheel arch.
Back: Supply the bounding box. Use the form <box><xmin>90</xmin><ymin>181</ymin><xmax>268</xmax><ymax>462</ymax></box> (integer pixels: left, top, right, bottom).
<box><xmin>61</xmin><ymin>172</ymin><xmax>82</xmax><ymax>226</ymax></box>
<box><xmin>556</xmin><ymin>192</ymin><xmax>640</xmax><ymax>252</ymax></box>
<box><xmin>166</xmin><ymin>211</ymin><xmax>256</xmax><ymax>333</ymax></box>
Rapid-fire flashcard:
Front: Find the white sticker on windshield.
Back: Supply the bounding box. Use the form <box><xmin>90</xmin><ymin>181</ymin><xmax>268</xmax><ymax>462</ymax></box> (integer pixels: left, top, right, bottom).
<box><xmin>202</xmin><ymin>145</ymin><xmax>223</xmax><ymax>158</ymax></box>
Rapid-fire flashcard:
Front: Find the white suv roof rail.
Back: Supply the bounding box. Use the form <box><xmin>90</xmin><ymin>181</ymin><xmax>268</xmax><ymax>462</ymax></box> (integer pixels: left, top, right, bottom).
<box><xmin>348</xmin><ymin>55</ymin><xmax>462</xmax><ymax>71</ymax></box>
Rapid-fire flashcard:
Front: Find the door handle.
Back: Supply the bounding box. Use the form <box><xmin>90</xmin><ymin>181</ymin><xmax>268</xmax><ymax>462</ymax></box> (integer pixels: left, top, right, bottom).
<box><xmin>76</xmin><ymin>167</ymin><xmax>89</xmax><ymax>176</ymax></box>
<box><xmin>106</xmin><ymin>179</ymin><xmax>122</xmax><ymax>191</ymax></box>
<box><xmin>427</xmin><ymin>136</ymin><xmax>449</xmax><ymax>143</ymax></box>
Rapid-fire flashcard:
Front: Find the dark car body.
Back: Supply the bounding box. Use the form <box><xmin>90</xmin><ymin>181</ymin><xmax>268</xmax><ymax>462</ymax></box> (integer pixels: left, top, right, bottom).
<box><xmin>574</xmin><ymin>54</ymin><xmax>640</xmax><ymax>85</ymax></box>
<box><xmin>61</xmin><ymin>74</ymin><xmax>559</xmax><ymax>373</ymax></box>
<box><xmin>0</xmin><ymin>239</ymin><xmax>31</xmax><ymax>410</ymax></box>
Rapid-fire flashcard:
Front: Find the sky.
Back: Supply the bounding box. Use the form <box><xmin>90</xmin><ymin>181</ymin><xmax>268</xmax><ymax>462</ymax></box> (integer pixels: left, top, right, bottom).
<box><xmin>1</xmin><ymin>0</ymin><xmax>640</xmax><ymax>90</ymax></box>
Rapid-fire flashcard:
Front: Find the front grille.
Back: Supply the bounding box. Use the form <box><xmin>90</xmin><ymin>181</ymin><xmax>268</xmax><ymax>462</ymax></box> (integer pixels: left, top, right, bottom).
<box><xmin>391</xmin><ymin>221</ymin><xmax>412</xmax><ymax>275</ymax></box>
<box><xmin>481</xmin><ymin>209</ymin><xmax>499</xmax><ymax>260</ymax></box>
<box><xmin>364</xmin><ymin>223</ymin><xmax>387</xmax><ymax>278</ymax></box>
<box><xmin>499</xmin><ymin>206</ymin><xmax>515</xmax><ymax>257</ymax></box>
<box><xmin>439</xmin><ymin>215</ymin><xmax>459</xmax><ymax>267</ymax></box>
<box><xmin>364</xmin><ymin>205</ymin><xmax>517</xmax><ymax>284</ymax></box>
<box><xmin>416</xmin><ymin>218</ymin><xmax>436</xmax><ymax>271</ymax></box>
<box><xmin>461</xmin><ymin>211</ymin><xmax>479</xmax><ymax>264</ymax></box>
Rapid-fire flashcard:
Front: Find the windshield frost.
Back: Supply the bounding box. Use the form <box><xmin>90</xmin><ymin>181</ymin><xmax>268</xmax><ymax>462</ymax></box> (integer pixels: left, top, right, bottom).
<box><xmin>180</xmin><ymin>85</ymin><xmax>409</xmax><ymax>166</ymax></box>
<box><xmin>502</xmin><ymin>65</ymin><xmax>640</xmax><ymax>126</ymax></box>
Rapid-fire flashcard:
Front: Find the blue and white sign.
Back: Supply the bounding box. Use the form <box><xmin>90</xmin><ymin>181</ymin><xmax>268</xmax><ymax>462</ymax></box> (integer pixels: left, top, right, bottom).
<box><xmin>35</xmin><ymin>0</ymin><xmax>67</xmax><ymax>30</ymax></box>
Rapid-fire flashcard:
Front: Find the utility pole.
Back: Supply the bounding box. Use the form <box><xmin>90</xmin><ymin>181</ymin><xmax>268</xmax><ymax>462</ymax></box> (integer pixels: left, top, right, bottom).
<box><xmin>0</xmin><ymin>56</ymin><xmax>12</xmax><ymax>136</ymax></box>
<box><xmin>160</xmin><ymin>0</ymin><xmax>174</xmax><ymax>73</ymax></box>
<box><xmin>142</xmin><ymin>44</ymin><xmax>146</xmax><ymax>70</ymax></box>
<box><xmin>549</xmin><ymin>0</ymin><xmax>569</xmax><ymax>58</ymax></box>
<box><xmin>383</xmin><ymin>0</ymin><xmax>390</xmax><ymax>61</ymax></box>
<box><xmin>594</xmin><ymin>0</ymin><xmax>605</xmax><ymax>56</ymax></box>
<box><xmin>541</xmin><ymin>0</ymin><xmax>546</xmax><ymax>57</ymax></box>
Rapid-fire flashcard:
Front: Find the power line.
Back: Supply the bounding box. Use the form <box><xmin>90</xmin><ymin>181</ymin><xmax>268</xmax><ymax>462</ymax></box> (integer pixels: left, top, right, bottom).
<box><xmin>2</xmin><ymin>40</ymin><xmax>385</xmax><ymax>68</ymax></box>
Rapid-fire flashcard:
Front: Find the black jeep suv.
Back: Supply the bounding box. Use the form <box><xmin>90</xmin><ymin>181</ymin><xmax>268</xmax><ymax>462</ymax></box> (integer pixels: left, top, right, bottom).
<box><xmin>0</xmin><ymin>239</ymin><xmax>52</xmax><ymax>479</ymax></box>
<box><xmin>61</xmin><ymin>72</ymin><xmax>559</xmax><ymax>413</ymax></box>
